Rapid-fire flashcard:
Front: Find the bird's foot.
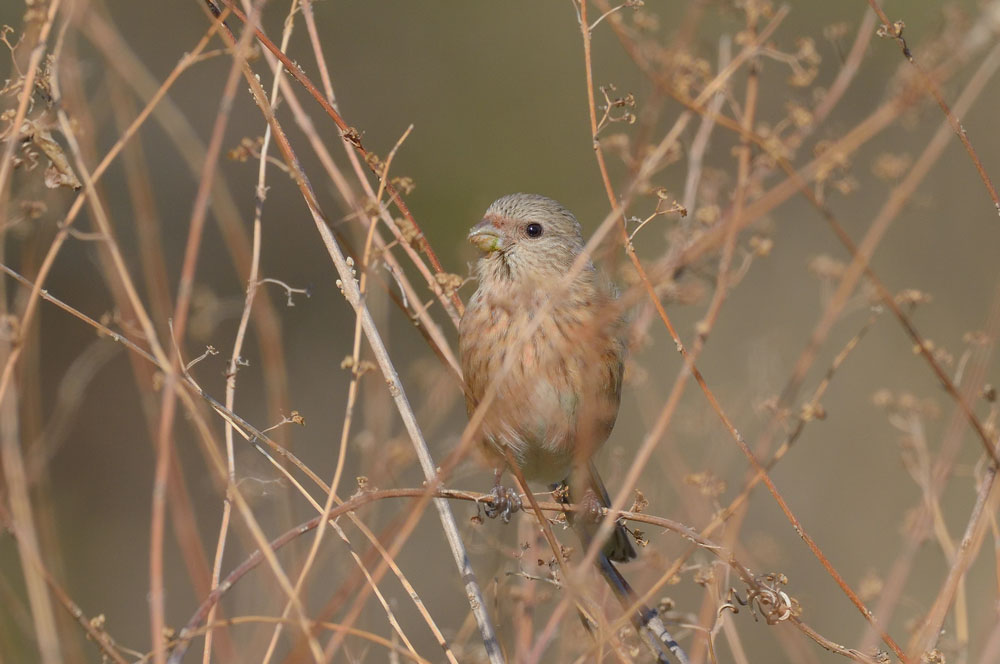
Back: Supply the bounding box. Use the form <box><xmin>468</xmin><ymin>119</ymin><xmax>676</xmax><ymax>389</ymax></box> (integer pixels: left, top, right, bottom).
<box><xmin>484</xmin><ymin>485</ymin><xmax>522</xmax><ymax>523</ymax></box>
<box><xmin>580</xmin><ymin>489</ymin><xmax>605</xmax><ymax>524</ymax></box>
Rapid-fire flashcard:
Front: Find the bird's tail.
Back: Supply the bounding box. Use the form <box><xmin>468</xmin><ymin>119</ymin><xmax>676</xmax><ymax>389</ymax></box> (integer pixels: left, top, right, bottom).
<box><xmin>557</xmin><ymin>462</ymin><xmax>637</xmax><ymax>563</ymax></box>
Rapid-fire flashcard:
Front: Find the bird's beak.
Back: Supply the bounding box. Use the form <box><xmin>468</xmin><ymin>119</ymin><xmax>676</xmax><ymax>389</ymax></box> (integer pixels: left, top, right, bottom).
<box><xmin>468</xmin><ymin>218</ymin><xmax>504</xmax><ymax>253</ymax></box>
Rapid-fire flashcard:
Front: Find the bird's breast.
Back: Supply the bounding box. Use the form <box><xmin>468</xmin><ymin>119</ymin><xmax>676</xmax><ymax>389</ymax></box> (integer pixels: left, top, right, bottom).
<box><xmin>459</xmin><ymin>286</ymin><xmax>624</xmax><ymax>482</ymax></box>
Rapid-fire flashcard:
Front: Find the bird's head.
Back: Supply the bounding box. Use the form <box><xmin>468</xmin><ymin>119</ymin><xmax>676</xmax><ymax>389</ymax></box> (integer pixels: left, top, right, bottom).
<box><xmin>468</xmin><ymin>193</ymin><xmax>587</xmax><ymax>284</ymax></box>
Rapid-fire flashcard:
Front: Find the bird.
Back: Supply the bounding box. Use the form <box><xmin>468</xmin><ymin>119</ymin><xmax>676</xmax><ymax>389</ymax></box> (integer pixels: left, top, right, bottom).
<box><xmin>459</xmin><ymin>193</ymin><xmax>636</xmax><ymax>563</ymax></box>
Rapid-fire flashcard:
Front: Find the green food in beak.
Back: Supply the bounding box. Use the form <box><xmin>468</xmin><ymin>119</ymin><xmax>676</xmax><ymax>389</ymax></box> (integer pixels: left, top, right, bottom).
<box><xmin>468</xmin><ymin>219</ymin><xmax>504</xmax><ymax>253</ymax></box>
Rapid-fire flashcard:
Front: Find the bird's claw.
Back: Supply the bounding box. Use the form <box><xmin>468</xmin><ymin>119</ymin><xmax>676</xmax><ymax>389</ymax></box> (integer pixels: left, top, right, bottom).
<box><xmin>580</xmin><ymin>489</ymin><xmax>604</xmax><ymax>524</ymax></box>
<box><xmin>484</xmin><ymin>485</ymin><xmax>522</xmax><ymax>523</ymax></box>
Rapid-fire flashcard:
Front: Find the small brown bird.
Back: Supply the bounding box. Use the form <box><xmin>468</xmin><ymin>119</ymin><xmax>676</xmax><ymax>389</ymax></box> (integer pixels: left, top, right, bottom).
<box><xmin>459</xmin><ymin>193</ymin><xmax>636</xmax><ymax>562</ymax></box>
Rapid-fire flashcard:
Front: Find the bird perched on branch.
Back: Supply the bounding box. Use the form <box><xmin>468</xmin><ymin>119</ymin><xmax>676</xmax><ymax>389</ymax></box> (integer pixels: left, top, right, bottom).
<box><xmin>459</xmin><ymin>193</ymin><xmax>636</xmax><ymax>563</ymax></box>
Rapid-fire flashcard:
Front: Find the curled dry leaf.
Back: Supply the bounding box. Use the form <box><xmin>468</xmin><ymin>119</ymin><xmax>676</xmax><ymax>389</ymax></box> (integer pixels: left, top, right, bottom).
<box><xmin>21</xmin><ymin>121</ymin><xmax>82</xmax><ymax>190</ymax></box>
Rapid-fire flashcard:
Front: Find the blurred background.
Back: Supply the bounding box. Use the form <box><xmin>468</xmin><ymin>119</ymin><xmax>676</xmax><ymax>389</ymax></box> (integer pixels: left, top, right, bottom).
<box><xmin>2</xmin><ymin>0</ymin><xmax>1000</xmax><ymax>662</ymax></box>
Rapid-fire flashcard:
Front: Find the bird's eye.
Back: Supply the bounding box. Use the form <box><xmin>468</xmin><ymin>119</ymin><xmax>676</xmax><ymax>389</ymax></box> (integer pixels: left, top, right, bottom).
<box><xmin>525</xmin><ymin>223</ymin><xmax>543</xmax><ymax>238</ymax></box>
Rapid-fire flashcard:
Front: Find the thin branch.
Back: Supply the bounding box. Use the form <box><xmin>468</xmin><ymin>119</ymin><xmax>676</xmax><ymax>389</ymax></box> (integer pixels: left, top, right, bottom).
<box><xmin>0</xmin><ymin>504</ymin><xmax>129</xmax><ymax>664</ymax></box>
<box><xmin>199</xmin><ymin>3</ymin><xmax>502</xmax><ymax>659</ymax></box>
<box><xmin>867</xmin><ymin>0</ymin><xmax>1000</xmax><ymax>216</ymax></box>
<box><xmin>217</xmin><ymin>0</ymin><xmax>464</xmax><ymax>314</ymax></box>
